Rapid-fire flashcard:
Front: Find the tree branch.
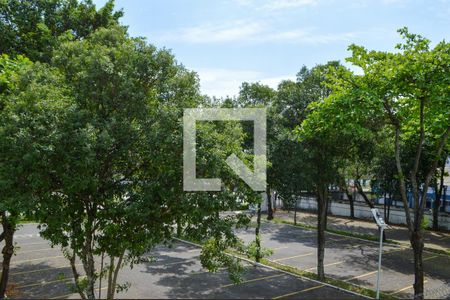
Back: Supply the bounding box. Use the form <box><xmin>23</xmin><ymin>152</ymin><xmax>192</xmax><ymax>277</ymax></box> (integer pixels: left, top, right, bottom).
<box><xmin>410</xmin><ymin>98</ymin><xmax>425</xmax><ymax>228</ymax></box>
<box><xmin>417</xmin><ymin>125</ymin><xmax>450</xmax><ymax>228</ymax></box>
<box><xmin>69</xmin><ymin>250</ymin><xmax>86</xmax><ymax>300</ymax></box>
<box><xmin>394</xmin><ymin>127</ymin><xmax>414</xmax><ymax>232</ymax></box>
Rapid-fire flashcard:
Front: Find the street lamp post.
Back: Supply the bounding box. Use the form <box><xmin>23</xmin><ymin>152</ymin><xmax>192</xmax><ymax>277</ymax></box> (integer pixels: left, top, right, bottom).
<box><xmin>371</xmin><ymin>208</ymin><xmax>388</xmax><ymax>299</ymax></box>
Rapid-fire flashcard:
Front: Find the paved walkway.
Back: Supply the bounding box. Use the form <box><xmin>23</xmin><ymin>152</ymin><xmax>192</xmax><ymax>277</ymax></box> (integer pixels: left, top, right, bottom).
<box><xmin>273</xmin><ymin>210</ymin><xmax>450</xmax><ymax>252</ymax></box>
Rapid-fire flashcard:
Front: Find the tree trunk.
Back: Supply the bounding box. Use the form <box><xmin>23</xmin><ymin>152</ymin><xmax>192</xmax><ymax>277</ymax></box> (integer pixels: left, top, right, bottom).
<box><xmin>324</xmin><ymin>194</ymin><xmax>330</xmax><ymax>230</ymax></box>
<box><xmin>69</xmin><ymin>251</ymin><xmax>87</xmax><ymax>299</ymax></box>
<box><xmin>99</xmin><ymin>252</ymin><xmax>105</xmax><ymax>299</ymax></box>
<box><xmin>273</xmin><ymin>192</ymin><xmax>278</xmax><ymax>213</ymax></box>
<box><xmin>176</xmin><ymin>217</ymin><xmax>182</xmax><ymax>237</ymax></box>
<box><xmin>317</xmin><ymin>187</ymin><xmax>327</xmax><ymax>281</ymax></box>
<box><xmin>255</xmin><ymin>202</ymin><xmax>262</xmax><ymax>263</ymax></box>
<box><xmin>432</xmin><ymin>184</ymin><xmax>441</xmax><ymax>231</ymax></box>
<box><xmin>355</xmin><ymin>179</ymin><xmax>374</xmax><ymax>209</ymax></box>
<box><xmin>0</xmin><ymin>214</ymin><xmax>15</xmax><ymax>300</ymax></box>
<box><xmin>387</xmin><ymin>194</ymin><xmax>391</xmax><ymax>223</ymax></box>
<box><xmin>109</xmin><ymin>252</ymin><xmax>124</xmax><ymax>300</ymax></box>
<box><xmin>432</xmin><ymin>157</ymin><xmax>446</xmax><ymax>230</ymax></box>
<box><xmin>340</xmin><ymin>179</ymin><xmax>354</xmax><ymax>219</ymax></box>
<box><xmin>267</xmin><ymin>187</ymin><xmax>274</xmax><ymax>220</ymax></box>
<box><xmin>294</xmin><ymin>199</ymin><xmax>298</xmax><ymax>225</ymax></box>
<box><xmin>107</xmin><ymin>256</ymin><xmax>114</xmax><ymax>300</ymax></box>
<box><xmin>82</xmin><ymin>234</ymin><xmax>96</xmax><ymax>299</ymax></box>
<box><xmin>411</xmin><ymin>231</ymin><xmax>425</xmax><ymax>299</ymax></box>
<box><xmin>348</xmin><ymin>192</ymin><xmax>355</xmax><ymax>219</ymax></box>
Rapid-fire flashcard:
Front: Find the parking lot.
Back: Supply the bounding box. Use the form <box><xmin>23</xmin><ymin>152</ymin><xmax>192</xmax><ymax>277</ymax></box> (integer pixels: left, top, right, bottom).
<box><xmin>3</xmin><ymin>224</ymin><xmax>365</xmax><ymax>299</ymax></box>
<box><xmin>236</xmin><ymin>221</ymin><xmax>450</xmax><ymax>299</ymax></box>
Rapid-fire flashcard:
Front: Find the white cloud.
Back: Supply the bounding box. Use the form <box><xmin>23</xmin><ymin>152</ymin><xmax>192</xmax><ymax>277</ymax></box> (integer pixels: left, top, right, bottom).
<box><xmin>231</xmin><ymin>0</ymin><xmax>318</xmax><ymax>10</ymax></box>
<box><xmin>156</xmin><ymin>21</ymin><xmax>357</xmax><ymax>45</ymax></box>
<box><xmin>194</xmin><ymin>67</ymin><xmax>294</xmax><ymax>98</ymax></box>
<box><xmin>260</xmin><ymin>75</ymin><xmax>296</xmax><ymax>87</ymax></box>
<box><xmin>166</xmin><ymin>20</ymin><xmax>264</xmax><ymax>43</ymax></box>
<box><xmin>259</xmin><ymin>0</ymin><xmax>318</xmax><ymax>10</ymax></box>
<box><xmin>265</xmin><ymin>28</ymin><xmax>357</xmax><ymax>44</ymax></box>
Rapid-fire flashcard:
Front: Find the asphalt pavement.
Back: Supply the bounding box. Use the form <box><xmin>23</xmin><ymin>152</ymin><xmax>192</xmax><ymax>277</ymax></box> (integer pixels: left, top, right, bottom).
<box><xmin>1</xmin><ymin>223</ymin><xmax>366</xmax><ymax>299</ymax></box>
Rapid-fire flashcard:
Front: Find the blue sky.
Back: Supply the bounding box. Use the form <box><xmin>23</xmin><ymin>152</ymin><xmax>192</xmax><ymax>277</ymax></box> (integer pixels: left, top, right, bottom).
<box><xmin>94</xmin><ymin>0</ymin><xmax>450</xmax><ymax>98</ymax></box>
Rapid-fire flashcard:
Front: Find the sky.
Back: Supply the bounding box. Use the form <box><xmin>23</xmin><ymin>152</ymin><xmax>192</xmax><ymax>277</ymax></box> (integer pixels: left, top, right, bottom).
<box><xmin>93</xmin><ymin>0</ymin><xmax>450</xmax><ymax>98</ymax></box>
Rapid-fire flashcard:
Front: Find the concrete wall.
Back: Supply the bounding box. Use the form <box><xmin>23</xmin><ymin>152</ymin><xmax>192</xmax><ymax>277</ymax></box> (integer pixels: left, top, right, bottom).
<box><xmin>289</xmin><ymin>197</ymin><xmax>450</xmax><ymax>231</ymax></box>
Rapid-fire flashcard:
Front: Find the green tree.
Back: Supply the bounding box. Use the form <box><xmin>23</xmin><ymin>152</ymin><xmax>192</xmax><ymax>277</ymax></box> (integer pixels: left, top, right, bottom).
<box><xmin>431</xmin><ymin>151</ymin><xmax>448</xmax><ymax>230</ymax></box>
<box><xmin>30</xmin><ymin>25</ymin><xmax>256</xmax><ymax>299</ymax></box>
<box><xmin>324</xmin><ymin>28</ymin><xmax>450</xmax><ymax>298</ymax></box>
<box><xmin>0</xmin><ymin>54</ymin><xmax>70</xmax><ymax>298</ymax></box>
<box><xmin>0</xmin><ymin>0</ymin><xmax>123</xmax><ymax>62</ymax></box>
<box><xmin>272</xmin><ymin>65</ymin><xmax>340</xmax><ymax>215</ymax></box>
<box><xmin>36</xmin><ymin>26</ymin><xmax>197</xmax><ymax>299</ymax></box>
<box><xmin>293</xmin><ymin>62</ymin><xmax>341</xmax><ymax>280</ymax></box>
<box><xmin>237</xmin><ymin>82</ymin><xmax>276</xmax><ymax>220</ymax></box>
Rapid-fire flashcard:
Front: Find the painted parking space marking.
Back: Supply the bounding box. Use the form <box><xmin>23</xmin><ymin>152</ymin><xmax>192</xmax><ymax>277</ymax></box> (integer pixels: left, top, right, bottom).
<box><xmin>390</xmin><ymin>280</ymin><xmax>428</xmax><ymax>295</ymax></box>
<box><xmin>345</xmin><ymin>270</ymin><xmax>378</xmax><ymax>282</ymax></box>
<box><xmin>384</xmin><ymin>248</ymin><xmax>407</xmax><ymax>255</ymax></box>
<box><xmin>220</xmin><ymin>273</ymin><xmax>285</xmax><ymax>288</ymax></box>
<box><xmin>304</xmin><ymin>261</ymin><xmax>344</xmax><ymax>272</ymax></box>
<box><xmin>14</xmin><ymin>234</ymin><xmax>40</xmax><ymax>239</ymax></box>
<box><xmin>19</xmin><ymin>247</ymin><xmax>55</xmax><ymax>254</ymax></box>
<box><xmin>18</xmin><ymin>277</ymin><xmax>73</xmax><ymax>289</ymax></box>
<box><xmin>10</xmin><ymin>263</ymin><xmax>81</xmax><ymax>276</ymax></box>
<box><xmin>271</xmin><ymin>246</ymin><xmax>290</xmax><ymax>251</ymax></box>
<box><xmin>423</xmin><ymin>255</ymin><xmax>439</xmax><ymax>262</ymax></box>
<box><xmin>272</xmin><ymin>252</ymin><xmax>314</xmax><ymax>262</ymax></box>
<box><xmin>6</xmin><ymin>255</ymin><xmax>64</xmax><ymax>265</ymax></box>
<box><xmin>188</xmin><ymin>248</ymin><xmax>201</xmax><ymax>253</ymax></box>
<box><xmin>14</xmin><ymin>241</ymin><xmax>50</xmax><ymax>247</ymax></box>
<box><xmin>272</xmin><ymin>284</ymin><xmax>324</xmax><ymax>299</ymax></box>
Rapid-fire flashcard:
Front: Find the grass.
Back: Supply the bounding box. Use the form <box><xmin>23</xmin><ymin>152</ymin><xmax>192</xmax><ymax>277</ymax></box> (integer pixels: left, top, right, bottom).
<box><xmin>18</xmin><ymin>219</ymin><xmax>38</xmax><ymax>224</ymax></box>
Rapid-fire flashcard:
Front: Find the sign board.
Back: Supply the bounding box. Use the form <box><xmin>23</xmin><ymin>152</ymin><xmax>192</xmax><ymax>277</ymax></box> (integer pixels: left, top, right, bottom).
<box><xmin>370</xmin><ymin>208</ymin><xmax>387</xmax><ymax>228</ymax></box>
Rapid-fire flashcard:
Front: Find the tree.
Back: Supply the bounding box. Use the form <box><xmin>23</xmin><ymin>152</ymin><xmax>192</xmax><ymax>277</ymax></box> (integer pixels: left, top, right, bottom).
<box><xmin>0</xmin><ymin>0</ymin><xmax>123</xmax><ymax>62</ymax></box>
<box><xmin>271</xmin><ymin>75</ymin><xmax>314</xmax><ymax>216</ymax></box>
<box><xmin>237</xmin><ymin>82</ymin><xmax>277</xmax><ymax>220</ymax></box>
<box><xmin>0</xmin><ymin>1</ymin><xmax>123</xmax><ymax>296</ymax></box>
<box><xmin>371</xmin><ymin>140</ymin><xmax>399</xmax><ymax>223</ymax></box>
<box><xmin>326</xmin><ymin>28</ymin><xmax>450</xmax><ymax>299</ymax></box>
<box><xmin>0</xmin><ymin>55</ymin><xmax>70</xmax><ymax>298</ymax></box>
<box><xmin>29</xmin><ymin>25</ymin><xmax>257</xmax><ymax>299</ymax></box>
<box><xmin>293</xmin><ymin>62</ymin><xmax>342</xmax><ymax>280</ymax></box>
<box><xmin>1</xmin><ymin>2</ymin><xmax>257</xmax><ymax>296</ymax></box>
<box><xmin>431</xmin><ymin>150</ymin><xmax>448</xmax><ymax>230</ymax></box>
<box><xmin>233</xmin><ymin>82</ymin><xmax>275</xmax><ymax>264</ymax></box>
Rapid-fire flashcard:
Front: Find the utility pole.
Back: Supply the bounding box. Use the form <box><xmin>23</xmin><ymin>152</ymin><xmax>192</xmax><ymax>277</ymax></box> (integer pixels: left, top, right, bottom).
<box><xmin>371</xmin><ymin>208</ymin><xmax>388</xmax><ymax>299</ymax></box>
